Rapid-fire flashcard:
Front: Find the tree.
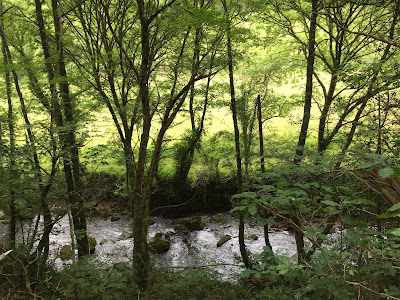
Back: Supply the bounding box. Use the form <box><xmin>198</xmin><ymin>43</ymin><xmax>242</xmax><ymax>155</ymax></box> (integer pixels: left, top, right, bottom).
<box><xmin>67</xmin><ymin>0</ymin><xmax>225</xmax><ymax>286</ymax></box>
<box><xmin>294</xmin><ymin>0</ymin><xmax>319</xmax><ymax>164</ymax></box>
<box><xmin>221</xmin><ymin>0</ymin><xmax>252</xmax><ymax>269</ymax></box>
<box><xmin>0</xmin><ymin>1</ymin><xmax>16</xmax><ymax>248</ymax></box>
<box><xmin>33</xmin><ymin>0</ymin><xmax>89</xmax><ymax>257</ymax></box>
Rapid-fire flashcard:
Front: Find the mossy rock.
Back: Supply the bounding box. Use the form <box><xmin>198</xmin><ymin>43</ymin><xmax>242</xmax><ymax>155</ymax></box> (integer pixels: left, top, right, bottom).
<box><xmin>250</xmin><ymin>234</ymin><xmax>258</xmax><ymax>240</ymax></box>
<box><xmin>217</xmin><ymin>235</ymin><xmax>231</xmax><ymax>247</ymax></box>
<box><xmin>60</xmin><ymin>245</ymin><xmax>74</xmax><ymax>260</ymax></box>
<box><xmin>88</xmin><ymin>235</ymin><xmax>97</xmax><ymax>254</ymax></box>
<box><xmin>111</xmin><ymin>215</ymin><xmax>121</xmax><ymax>222</ymax></box>
<box><xmin>173</xmin><ymin>223</ymin><xmax>190</xmax><ymax>234</ymax></box>
<box><xmin>95</xmin><ymin>204</ymin><xmax>112</xmax><ymax>218</ymax></box>
<box><xmin>184</xmin><ymin>216</ymin><xmax>206</xmax><ymax>231</ymax></box>
<box><xmin>149</xmin><ymin>239</ymin><xmax>170</xmax><ymax>253</ymax></box>
<box><xmin>154</xmin><ymin>232</ymin><xmax>164</xmax><ymax>239</ymax></box>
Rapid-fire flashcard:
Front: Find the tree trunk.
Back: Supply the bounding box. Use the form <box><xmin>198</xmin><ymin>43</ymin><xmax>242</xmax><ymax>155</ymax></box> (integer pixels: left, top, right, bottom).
<box><xmin>317</xmin><ymin>73</ymin><xmax>337</xmax><ymax>153</ymax></box>
<box><xmin>222</xmin><ymin>0</ymin><xmax>251</xmax><ymax>269</ymax></box>
<box><xmin>292</xmin><ymin>0</ymin><xmax>318</xmax><ymax>263</ymax></box>
<box><xmin>0</xmin><ymin>15</ymin><xmax>55</xmax><ymax>261</ymax></box>
<box><xmin>0</xmin><ymin>4</ymin><xmax>16</xmax><ymax>248</ymax></box>
<box><xmin>34</xmin><ymin>0</ymin><xmax>88</xmax><ymax>257</ymax></box>
<box><xmin>294</xmin><ymin>0</ymin><xmax>318</xmax><ymax>164</ymax></box>
<box><xmin>133</xmin><ymin>0</ymin><xmax>152</xmax><ymax>287</ymax></box>
<box><xmin>335</xmin><ymin>3</ymin><xmax>399</xmax><ymax>168</ymax></box>
<box><xmin>257</xmin><ymin>95</ymin><xmax>272</xmax><ymax>250</ymax></box>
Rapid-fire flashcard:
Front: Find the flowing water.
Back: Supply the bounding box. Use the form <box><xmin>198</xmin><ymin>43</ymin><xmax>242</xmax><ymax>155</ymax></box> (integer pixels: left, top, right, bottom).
<box><xmin>0</xmin><ymin>212</ymin><xmax>297</xmax><ymax>281</ymax></box>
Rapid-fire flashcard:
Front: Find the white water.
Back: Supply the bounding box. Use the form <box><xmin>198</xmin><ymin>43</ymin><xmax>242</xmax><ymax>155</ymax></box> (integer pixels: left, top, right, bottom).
<box><xmin>0</xmin><ymin>213</ymin><xmax>297</xmax><ymax>281</ymax></box>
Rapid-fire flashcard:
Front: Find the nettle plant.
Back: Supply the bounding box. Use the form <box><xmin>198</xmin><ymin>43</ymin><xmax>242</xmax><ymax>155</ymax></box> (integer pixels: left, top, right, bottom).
<box><xmin>232</xmin><ymin>155</ymin><xmax>400</xmax><ymax>299</ymax></box>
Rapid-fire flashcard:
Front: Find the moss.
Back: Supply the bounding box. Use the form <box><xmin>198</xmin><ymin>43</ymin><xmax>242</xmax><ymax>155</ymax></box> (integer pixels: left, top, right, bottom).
<box><xmin>184</xmin><ymin>216</ymin><xmax>206</xmax><ymax>230</ymax></box>
<box><xmin>217</xmin><ymin>235</ymin><xmax>232</xmax><ymax>247</ymax></box>
<box><xmin>149</xmin><ymin>239</ymin><xmax>170</xmax><ymax>253</ymax></box>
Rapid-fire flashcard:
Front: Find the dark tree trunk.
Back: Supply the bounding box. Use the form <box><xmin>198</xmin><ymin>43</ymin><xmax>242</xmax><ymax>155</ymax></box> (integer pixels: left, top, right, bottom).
<box><xmin>294</xmin><ymin>0</ymin><xmax>318</xmax><ymax>164</ymax></box>
<box><xmin>0</xmin><ymin>5</ymin><xmax>16</xmax><ymax>248</ymax></box>
<box><xmin>51</xmin><ymin>0</ymin><xmax>88</xmax><ymax>257</ymax></box>
<box><xmin>133</xmin><ymin>0</ymin><xmax>152</xmax><ymax>287</ymax></box>
<box><xmin>317</xmin><ymin>73</ymin><xmax>337</xmax><ymax>153</ymax></box>
<box><xmin>222</xmin><ymin>0</ymin><xmax>251</xmax><ymax>269</ymax></box>
<box><xmin>335</xmin><ymin>2</ymin><xmax>399</xmax><ymax>168</ymax></box>
<box><xmin>257</xmin><ymin>95</ymin><xmax>266</xmax><ymax>174</ymax></box>
<box><xmin>257</xmin><ymin>95</ymin><xmax>272</xmax><ymax>250</ymax></box>
<box><xmin>0</xmin><ymin>16</ymin><xmax>55</xmax><ymax>261</ymax></box>
<box><xmin>34</xmin><ymin>0</ymin><xmax>88</xmax><ymax>257</ymax></box>
<box><xmin>292</xmin><ymin>0</ymin><xmax>319</xmax><ymax>263</ymax></box>
<box><xmin>174</xmin><ymin>27</ymin><xmax>212</xmax><ymax>204</ymax></box>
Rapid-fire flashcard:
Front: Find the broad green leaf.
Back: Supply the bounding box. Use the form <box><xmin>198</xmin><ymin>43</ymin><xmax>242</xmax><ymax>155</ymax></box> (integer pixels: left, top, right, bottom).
<box><xmin>230</xmin><ymin>206</ymin><xmax>246</xmax><ymax>213</ymax></box>
<box><xmin>388</xmin><ymin>202</ymin><xmax>400</xmax><ymax>212</ymax></box>
<box><xmin>378</xmin><ymin>211</ymin><xmax>400</xmax><ymax>219</ymax></box>
<box><xmin>248</xmin><ymin>205</ymin><xmax>258</xmax><ymax>216</ymax></box>
<box><xmin>378</xmin><ymin>167</ymin><xmax>395</xmax><ymax>179</ymax></box>
<box><xmin>321</xmin><ymin>200</ymin><xmax>339</xmax><ymax>207</ymax></box>
<box><xmin>388</xmin><ymin>228</ymin><xmax>400</xmax><ymax>236</ymax></box>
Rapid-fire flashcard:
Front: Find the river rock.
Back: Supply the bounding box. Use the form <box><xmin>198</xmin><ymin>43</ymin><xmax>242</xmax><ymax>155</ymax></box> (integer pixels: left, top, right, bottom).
<box><xmin>88</xmin><ymin>235</ymin><xmax>97</xmax><ymax>254</ymax></box>
<box><xmin>149</xmin><ymin>239</ymin><xmax>170</xmax><ymax>253</ymax></box>
<box><xmin>96</xmin><ymin>204</ymin><xmax>112</xmax><ymax>218</ymax></box>
<box><xmin>250</xmin><ymin>234</ymin><xmax>258</xmax><ymax>240</ymax></box>
<box><xmin>154</xmin><ymin>232</ymin><xmax>164</xmax><ymax>239</ymax></box>
<box><xmin>184</xmin><ymin>216</ymin><xmax>206</xmax><ymax>231</ymax></box>
<box><xmin>173</xmin><ymin>224</ymin><xmax>190</xmax><ymax>234</ymax></box>
<box><xmin>217</xmin><ymin>235</ymin><xmax>231</xmax><ymax>247</ymax></box>
<box><xmin>59</xmin><ymin>245</ymin><xmax>74</xmax><ymax>260</ymax></box>
<box><xmin>111</xmin><ymin>216</ymin><xmax>121</xmax><ymax>222</ymax></box>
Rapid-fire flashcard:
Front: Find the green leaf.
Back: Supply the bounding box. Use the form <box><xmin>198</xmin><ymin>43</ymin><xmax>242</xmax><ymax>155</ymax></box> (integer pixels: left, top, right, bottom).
<box><xmin>248</xmin><ymin>205</ymin><xmax>258</xmax><ymax>216</ymax></box>
<box><xmin>241</xmin><ymin>269</ymin><xmax>253</xmax><ymax>278</ymax></box>
<box><xmin>378</xmin><ymin>211</ymin><xmax>400</xmax><ymax>219</ymax></box>
<box><xmin>388</xmin><ymin>228</ymin><xmax>400</xmax><ymax>236</ymax></box>
<box><xmin>388</xmin><ymin>202</ymin><xmax>400</xmax><ymax>212</ymax></box>
<box><xmin>276</xmin><ymin>181</ymin><xmax>286</xmax><ymax>189</ymax></box>
<box><xmin>359</xmin><ymin>161</ymin><xmax>375</xmax><ymax>169</ymax></box>
<box><xmin>321</xmin><ymin>200</ymin><xmax>339</xmax><ymax>207</ymax></box>
<box><xmin>378</xmin><ymin>167</ymin><xmax>395</xmax><ymax>179</ymax></box>
<box><xmin>230</xmin><ymin>206</ymin><xmax>246</xmax><ymax>213</ymax></box>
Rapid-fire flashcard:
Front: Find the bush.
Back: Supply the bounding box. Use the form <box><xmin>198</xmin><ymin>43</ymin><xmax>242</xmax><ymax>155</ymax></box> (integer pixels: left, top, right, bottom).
<box><xmin>145</xmin><ymin>269</ymin><xmax>250</xmax><ymax>300</ymax></box>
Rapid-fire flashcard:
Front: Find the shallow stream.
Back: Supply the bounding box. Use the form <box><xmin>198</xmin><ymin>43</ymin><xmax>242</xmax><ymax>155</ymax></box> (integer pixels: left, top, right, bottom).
<box><xmin>0</xmin><ymin>213</ymin><xmax>297</xmax><ymax>281</ymax></box>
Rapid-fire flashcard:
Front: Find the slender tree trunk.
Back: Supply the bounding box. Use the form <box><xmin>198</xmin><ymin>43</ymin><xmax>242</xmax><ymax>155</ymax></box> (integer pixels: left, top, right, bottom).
<box><xmin>174</xmin><ymin>31</ymin><xmax>213</xmax><ymax>204</ymax></box>
<box><xmin>257</xmin><ymin>95</ymin><xmax>272</xmax><ymax>250</ymax></box>
<box><xmin>376</xmin><ymin>95</ymin><xmax>382</xmax><ymax>155</ymax></box>
<box><xmin>0</xmin><ymin>5</ymin><xmax>16</xmax><ymax>248</ymax></box>
<box><xmin>292</xmin><ymin>0</ymin><xmax>318</xmax><ymax>263</ymax></box>
<box><xmin>133</xmin><ymin>0</ymin><xmax>152</xmax><ymax>287</ymax></box>
<box><xmin>222</xmin><ymin>0</ymin><xmax>251</xmax><ymax>269</ymax></box>
<box><xmin>34</xmin><ymin>0</ymin><xmax>88</xmax><ymax>256</ymax></box>
<box><xmin>0</xmin><ymin>17</ymin><xmax>54</xmax><ymax>261</ymax></box>
<box><xmin>51</xmin><ymin>0</ymin><xmax>88</xmax><ymax>257</ymax></box>
<box><xmin>317</xmin><ymin>73</ymin><xmax>337</xmax><ymax>153</ymax></box>
<box><xmin>294</xmin><ymin>0</ymin><xmax>318</xmax><ymax>164</ymax></box>
<box><xmin>335</xmin><ymin>2</ymin><xmax>399</xmax><ymax>168</ymax></box>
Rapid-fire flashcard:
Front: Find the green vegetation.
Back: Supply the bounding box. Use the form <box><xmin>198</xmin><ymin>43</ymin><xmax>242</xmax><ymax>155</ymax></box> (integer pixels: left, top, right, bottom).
<box><xmin>1</xmin><ymin>0</ymin><xmax>400</xmax><ymax>298</ymax></box>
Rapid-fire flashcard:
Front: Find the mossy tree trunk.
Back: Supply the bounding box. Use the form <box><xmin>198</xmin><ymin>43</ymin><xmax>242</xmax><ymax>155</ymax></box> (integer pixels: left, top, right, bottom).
<box><xmin>34</xmin><ymin>0</ymin><xmax>89</xmax><ymax>257</ymax></box>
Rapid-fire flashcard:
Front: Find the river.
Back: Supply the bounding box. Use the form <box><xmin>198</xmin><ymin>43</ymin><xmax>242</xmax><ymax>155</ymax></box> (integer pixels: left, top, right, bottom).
<box><xmin>0</xmin><ymin>212</ymin><xmax>297</xmax><ymax>281</ymax></box>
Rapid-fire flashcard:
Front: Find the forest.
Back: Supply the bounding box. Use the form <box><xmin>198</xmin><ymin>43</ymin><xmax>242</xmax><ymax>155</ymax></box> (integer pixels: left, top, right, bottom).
<box><xmin>1</xmin><ymin>0</ymin><xmax>400</xmax><ymax>299</ymax></box>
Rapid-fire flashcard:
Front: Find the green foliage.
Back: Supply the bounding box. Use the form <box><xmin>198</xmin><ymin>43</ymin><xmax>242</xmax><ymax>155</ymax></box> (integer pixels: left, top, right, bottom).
<box><xmin>231</xmin><ymin>154</ymin><xmax>400</xmax><ymax>299</ymax></box>
<box><xmin>53</xmin><ymin>259</ymin><xmax>135</xmax><ymax>300</ymax></box>
<box><xmin>145</xmin><ymin>269</ymin><xmax>249</xmax><ymax>300</ymax></box>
